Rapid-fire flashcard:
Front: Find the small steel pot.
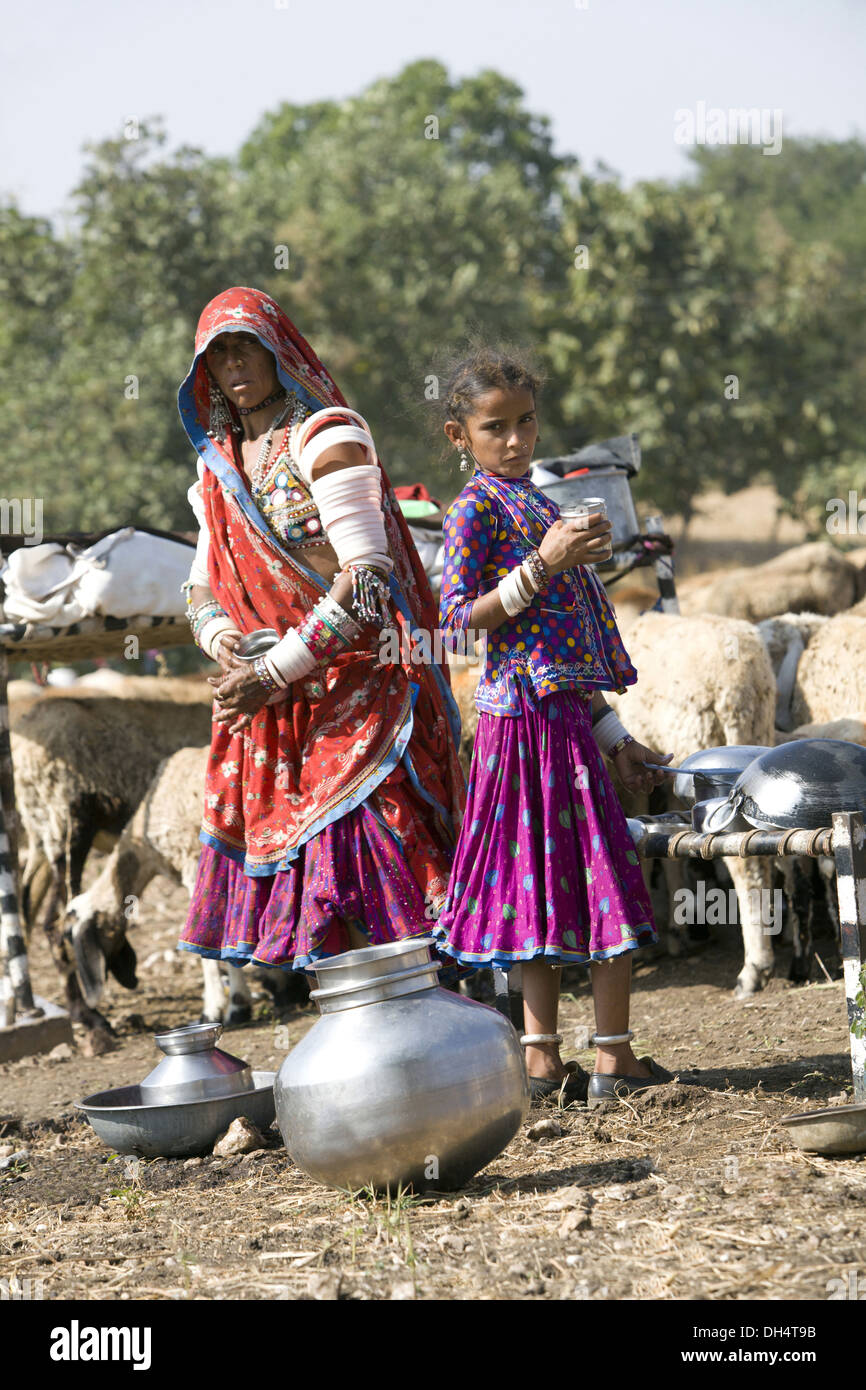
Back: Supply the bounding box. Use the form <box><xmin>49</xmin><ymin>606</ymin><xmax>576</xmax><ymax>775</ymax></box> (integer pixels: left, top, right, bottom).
<box><xmin>139</xmin><ymin>1022</ymin><xmax>253</xmax><ymax>1105</ymax></box>
<box><xmin>671</xmin><ymin>746</ymin><xmax>771</xmax><ymax>807</ymax></box>
<box><xmin>234</xmin><ymin>629</ymin><xmax>279</xmax><ymax>662</ymax></box>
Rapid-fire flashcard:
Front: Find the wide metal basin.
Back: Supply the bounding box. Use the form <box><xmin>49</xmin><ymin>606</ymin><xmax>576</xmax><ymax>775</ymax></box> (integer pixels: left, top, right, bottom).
<box><xmin>75</xmin><ymin>1071</ymin><xmax>277</xmax><ymax>1158</ymax></box>
<box><xmin>780</xmin><ymin>1102</ymin><xmax>866</xmax><ymax>1156</ymax></box>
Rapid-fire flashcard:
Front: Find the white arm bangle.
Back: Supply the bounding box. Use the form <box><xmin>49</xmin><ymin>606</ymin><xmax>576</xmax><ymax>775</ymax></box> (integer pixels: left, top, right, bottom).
<box><xmin>498</xmin><ymin>564</ymin><xmax>535</xmax><ymax>617</ymax></box>
<box><xmin>309</xmin><ymin>464</ymin><xmax>394</xmax><ymax>574</ymax></box>
<box><xmin>291</xmin><ymin>408</ymin><xmax>374</xmax><ymax>478</ymax></box>
<box><xmin>593</xmin><ymin>709</ymin><xmax>631</xmax><ymax>756</ymax></box>
<box><xmin>297</xmin><ymin>425</ymin><xmax>376</xmax><ymax>485</ymax></box>
<box><xmin>187</xmin><ymin>478</ymin><xmax>211</xmax><ymax>587</ymax></box>
<box><xmin>188</xmin><ymin>528</ymin><xmax>210</xmax><ymax>588</ymax></box>
<box><xmin>199</xmin><ymin>617</ymin><xmax>242</xmax><ymax>662</ymax></box>
<box><xmin>262</xmin><ymin>628</ymin><xmax>317</xmax><ymax>688</ymax></box>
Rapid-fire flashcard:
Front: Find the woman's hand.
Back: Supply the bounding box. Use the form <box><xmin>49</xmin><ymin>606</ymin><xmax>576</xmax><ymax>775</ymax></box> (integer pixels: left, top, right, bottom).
<box><xmin>537</xmin><ymin>515</ymin><xmax>613</xmax><ymax>577</ymax></box>
<box><xmin>209</xmin><ymin>655</ymin><xmax>273</xmax><ymax>736</ymax></box>
<box><xmin>612</xmin><ymin>740</ymin><xmax>674</xmax><ymax>794</ymax></box>
<box><xmin>215</xmin><ymin>633</ymin><xmax>241</xmax><ymax>676</ymax></box>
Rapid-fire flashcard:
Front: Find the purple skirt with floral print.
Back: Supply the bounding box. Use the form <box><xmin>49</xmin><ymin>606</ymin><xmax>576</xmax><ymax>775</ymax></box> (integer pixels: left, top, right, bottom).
<box><xmin>433</xmin><ymin>684</ymin><xmax>656</xmax><ymax>968</ymax></box>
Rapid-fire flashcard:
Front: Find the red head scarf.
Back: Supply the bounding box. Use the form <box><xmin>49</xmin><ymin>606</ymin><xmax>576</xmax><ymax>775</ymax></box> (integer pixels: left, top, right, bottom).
<box><xmin>178</xmin><ymin>287</ymin><xmax>464</xmax><ymax>871</ymax></box>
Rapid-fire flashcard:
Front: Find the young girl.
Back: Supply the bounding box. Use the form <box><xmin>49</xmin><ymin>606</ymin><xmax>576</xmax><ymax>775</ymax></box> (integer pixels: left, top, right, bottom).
<box><xmin>434</xmin><ymin>349</ymin><xmax>674</xmax><ymax>1106</ymax></box>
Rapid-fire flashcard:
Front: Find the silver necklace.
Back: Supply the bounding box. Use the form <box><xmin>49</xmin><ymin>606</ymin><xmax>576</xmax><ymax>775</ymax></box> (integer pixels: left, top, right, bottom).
<box><xmin>246</xmin><ymin>394</ymin><xmax>305</xmax><ymax>492</ymax></box>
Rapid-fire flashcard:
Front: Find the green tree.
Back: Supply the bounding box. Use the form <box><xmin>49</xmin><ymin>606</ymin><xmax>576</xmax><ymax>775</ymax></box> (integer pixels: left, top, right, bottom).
<box><xmin>237</xmin><ymin>60</ymin><xmax>573</xmax><ymax>493</ymax></box>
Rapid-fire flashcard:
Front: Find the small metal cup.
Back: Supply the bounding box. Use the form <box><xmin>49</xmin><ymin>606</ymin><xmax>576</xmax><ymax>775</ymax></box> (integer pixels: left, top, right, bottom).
<box><xmin>560</xmin><ymin>498</ymin><xmax>612</xmax><ymax>560</ymax></box>
<box><xmin>234</xmin><ymin>629</ymin><xmax>280</xmax><ymax>662</ymax></box>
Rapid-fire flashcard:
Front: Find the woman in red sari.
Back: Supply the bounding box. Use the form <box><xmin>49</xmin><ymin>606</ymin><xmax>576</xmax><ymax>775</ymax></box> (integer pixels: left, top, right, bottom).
<box><xmin>178</xmin><ymin>287</ymin><xmax>465</xmax><ymax>972</ymax></box>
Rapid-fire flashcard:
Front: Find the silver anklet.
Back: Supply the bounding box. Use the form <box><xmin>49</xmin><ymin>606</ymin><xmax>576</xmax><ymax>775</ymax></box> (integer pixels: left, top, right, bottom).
<box><xmin>520</xmin><ymin>1033</ymin><xmax>563</xmax><ymax>1046</ymax></box>
<box><xmin>591</xmin><ymin>1030</ymin><xmax>634</xmax><ymax>1045</ymax></box>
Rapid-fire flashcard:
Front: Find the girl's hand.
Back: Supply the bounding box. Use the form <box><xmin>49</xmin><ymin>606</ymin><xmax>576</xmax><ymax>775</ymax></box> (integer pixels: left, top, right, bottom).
<box><xmin>209</xmin><ymin>656</ymin><xmax>270</xmax><ymax>735</ymax></box>
<box><xmin>613</xmin><ymin>741</ymin><xmax>674</xmax><ymax>794</ymax></box>
<box><xmin>537</xmin><ymin>516</ymin><xmax>613</xmax><ymax>576</ymax></box>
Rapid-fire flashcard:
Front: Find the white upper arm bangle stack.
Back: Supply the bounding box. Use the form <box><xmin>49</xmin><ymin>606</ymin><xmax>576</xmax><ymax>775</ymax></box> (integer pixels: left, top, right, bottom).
<box><xmin>290</xmin><ymin>410</ymin><xmax>394</xmax><ymax>577</ymax></box>
<box><xmin>309</xmin><ymin>464</ymin><xmax>393</xmax><ymax>574</ymax></box>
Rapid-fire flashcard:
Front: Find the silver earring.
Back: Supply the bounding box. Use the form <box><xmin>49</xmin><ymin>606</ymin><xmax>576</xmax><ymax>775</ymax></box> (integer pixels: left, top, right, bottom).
<box><xmin>207</xmin><ymin>376</ymin><xmax>236</xmax><ymax>441</ymax></box>
<box><xmin>458</xmin><ymin>444</ymin><xmax>471</xmax><ymax>473</ymax></box>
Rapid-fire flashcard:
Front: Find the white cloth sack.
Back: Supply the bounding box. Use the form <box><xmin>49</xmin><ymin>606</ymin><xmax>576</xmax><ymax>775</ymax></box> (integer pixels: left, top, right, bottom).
<box><xmin>1</xmin><ymin>529</ymin><xmax>193</xmax><ymax>624</ymax></box>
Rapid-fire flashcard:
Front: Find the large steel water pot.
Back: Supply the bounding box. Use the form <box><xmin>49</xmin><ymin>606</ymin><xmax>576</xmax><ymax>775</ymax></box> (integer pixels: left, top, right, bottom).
<box><xmin>274</xmin><ymin>939</ymin><xmax>530</xmax><ymax>1193</ymax></box>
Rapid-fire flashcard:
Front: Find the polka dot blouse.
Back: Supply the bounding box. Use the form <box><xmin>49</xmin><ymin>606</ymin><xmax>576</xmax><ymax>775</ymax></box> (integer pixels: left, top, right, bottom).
<box><xmin>439</xmin><ymin>470</ymin><xmax>637</xmax><ymax>716</ymax></box>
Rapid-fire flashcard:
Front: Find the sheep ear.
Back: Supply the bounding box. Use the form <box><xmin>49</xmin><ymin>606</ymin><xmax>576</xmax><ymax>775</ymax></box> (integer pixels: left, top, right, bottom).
<box><xmin>71</xmin><ymin>921</ymin><xmax>107</xmax><ymax>1008</ymax></box>
<box><xmin>108</xmin><ymin>938</ymin><xmax>138</xmax><ymax>992</ymax></box>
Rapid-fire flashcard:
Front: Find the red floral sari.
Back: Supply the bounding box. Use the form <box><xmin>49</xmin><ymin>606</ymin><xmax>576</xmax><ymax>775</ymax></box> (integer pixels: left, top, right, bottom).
<box><xmin>177</xmin><ymin>288</ymin><xmax>465</xmax><ymax>967</ymax></box>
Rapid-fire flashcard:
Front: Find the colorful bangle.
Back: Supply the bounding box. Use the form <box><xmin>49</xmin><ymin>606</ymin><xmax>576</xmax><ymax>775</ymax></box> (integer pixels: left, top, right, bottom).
<box><xmin>317</xmin><ymin>594</ymin><xmax>361</xmax><ymax>643</ymax></box>
<box><xmin>187</xmin><ymin>599</ymin><xmax>225</xmax><ymax>640</ymax></box>
<box><xmin>608</xmin><ymin>735</ymin><xmax>634</xmax><ymax>759</ymax></box>
<box><xmin>523</xmin><ymin>550</ymin><xmax>549</xmax><ymax>594</ymax></box>
<box><xmin>297</xmin><ymin>609</ymin><xmax>351</xmax><ymax>663</ymax></box>
<box><xmin>253</xmin><ymin>655</ymin><xmax>282</xmax><ymax>695</ymax></box>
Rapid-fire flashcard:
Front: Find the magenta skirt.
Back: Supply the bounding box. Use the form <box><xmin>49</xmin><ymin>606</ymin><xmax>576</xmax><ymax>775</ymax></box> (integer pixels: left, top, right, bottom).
<box><xmin>433</xmin><ymin>686</ymin><xmax>656</xmax><ymax>968</ymax></box>
<box><xmin>181</xmin><ymin>802</ymin><xmax>446</xmax><ymax>972</ymax></box>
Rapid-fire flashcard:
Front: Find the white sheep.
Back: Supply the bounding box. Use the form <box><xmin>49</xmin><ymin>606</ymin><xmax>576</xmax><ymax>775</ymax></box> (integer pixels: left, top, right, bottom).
<box><xmin>788</xmin><ymin>613</ymin><xmax>866</xmax><ymax>728</ymax></box>
<box><xmin>677</xmin><ymin>542</ymin><xmax>858</xmax><ymax>623</ymax></box>
<box><xmin>607</xmin><ymin>611</ymin><xmax>777</xmax><ymax>997</ymax></box>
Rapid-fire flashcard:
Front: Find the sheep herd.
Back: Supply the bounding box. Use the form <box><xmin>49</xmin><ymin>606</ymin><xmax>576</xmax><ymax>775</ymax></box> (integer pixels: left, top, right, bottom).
<box><xmin>6</xmin><ymin>540</ymin><xmax>866</xmax><ymax>1040</ymax></box>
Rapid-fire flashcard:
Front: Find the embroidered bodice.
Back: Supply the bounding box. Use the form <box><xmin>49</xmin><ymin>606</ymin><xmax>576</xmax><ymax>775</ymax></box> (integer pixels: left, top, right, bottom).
<box><xmin>252</xmin><ymin>428</ymin><xmax>328</xmax><ymax>551</ymax></box>
<box><xmin>438</xmin><ymin>470</ymin><xmax>637</xmax><ymax>716</ymax></box>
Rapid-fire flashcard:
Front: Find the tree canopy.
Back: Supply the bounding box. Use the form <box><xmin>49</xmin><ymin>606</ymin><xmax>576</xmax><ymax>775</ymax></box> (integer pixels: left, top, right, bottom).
<box><xmin>1</xmin><ymin>63</ymin><xmax>863</xmax><ymax>536</ymax></box>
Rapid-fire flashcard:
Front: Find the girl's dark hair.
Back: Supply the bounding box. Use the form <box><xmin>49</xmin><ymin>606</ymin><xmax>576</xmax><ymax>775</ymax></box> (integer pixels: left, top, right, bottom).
<box><xmin>443</xmin><ymin>346</ymin><xmax>543</xmax><ymax>426</ymax></box>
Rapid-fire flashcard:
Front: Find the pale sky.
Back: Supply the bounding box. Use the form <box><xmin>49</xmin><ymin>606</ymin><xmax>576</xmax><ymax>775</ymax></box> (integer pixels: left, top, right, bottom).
<box><xmin>3</xmin><ymin>0</ymin><xmax>865</xmax><ymax>224</ymax></box>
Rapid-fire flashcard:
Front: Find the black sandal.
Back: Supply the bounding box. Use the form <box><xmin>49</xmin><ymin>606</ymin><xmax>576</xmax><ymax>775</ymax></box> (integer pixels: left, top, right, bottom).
<box><xmin>586</xmin><ymin>1056</ymin><xmax>675</xmax><ymax>1108</ymax></box>
<box><xmin>529</xmin><ymin>1060</ymin><xmax>590</xmax><ymax>1108</ymax></box>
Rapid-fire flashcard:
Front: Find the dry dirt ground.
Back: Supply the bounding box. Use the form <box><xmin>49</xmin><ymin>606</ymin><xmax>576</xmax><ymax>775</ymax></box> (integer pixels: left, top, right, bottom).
<box><xmin>2</xmin><ymin>485</ymin><xmax>864</xmax><ymax>1304</ymax></box>
<box><xmin>2</xmin><ymin>867</ymin><xmax>864</xmax><ymax>1303</ymax></box>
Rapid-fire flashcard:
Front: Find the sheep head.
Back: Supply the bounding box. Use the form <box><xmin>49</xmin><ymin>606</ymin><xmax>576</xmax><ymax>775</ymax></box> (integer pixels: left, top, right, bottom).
<box><xmin>64</xmin><ymin>895</ymin><xmax>138</xmax><ymax>1007</ymax></box>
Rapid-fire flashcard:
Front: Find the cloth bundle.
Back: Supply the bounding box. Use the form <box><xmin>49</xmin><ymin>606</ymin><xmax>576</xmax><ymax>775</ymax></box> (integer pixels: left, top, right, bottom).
<box><xmin>0</xmin><ymin>529</ymin><xmax>193</xmax><ymax>625</ymax></box>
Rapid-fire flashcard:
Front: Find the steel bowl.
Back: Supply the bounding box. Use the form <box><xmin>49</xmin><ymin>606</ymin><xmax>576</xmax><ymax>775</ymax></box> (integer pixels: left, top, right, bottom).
<box><xmin>234</xmin><ymin>629</ymin><xmax>279</xmax><ymax>662</ymax></box>
<box><xmin>75</xmin><ymin>1072</ymin><xmax>277</xmax><ymax>1158</ymax></box>
<box><xmin>671</xmin><ymin>746</ymin><xmax>771</xmax><ymax>807</ymax></box>
<box><xmin>780</xmin><ymin>1102</ymin><xmax>866</xmax><ymax>1156</ymax></box>
<box><xmin>709</xmin><ymin>739</ymin><xmax>866</xmax><ymax>833</ymax></box>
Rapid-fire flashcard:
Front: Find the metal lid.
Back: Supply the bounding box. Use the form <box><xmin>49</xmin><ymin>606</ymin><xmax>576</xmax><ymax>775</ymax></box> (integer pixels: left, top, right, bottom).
<box><xmin>139</xmin><ymin>1022</ymin><xmax>254</xmax><ymax>1105</ymax></box>
<box><xmin>309</xmin><ymin>939</ymin><xmax>441</xmax><ymax>1014</ymax></box>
